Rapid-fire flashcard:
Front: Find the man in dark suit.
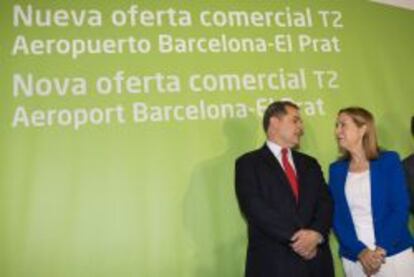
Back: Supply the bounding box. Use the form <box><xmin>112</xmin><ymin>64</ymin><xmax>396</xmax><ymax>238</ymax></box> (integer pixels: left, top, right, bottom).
<box><xmin>235</xmin><ymin>101</ymin><xmax>334</xmax><ymax>276</ymax></box>
<box><xmin>403</xmin><ymin>116</ymin><xmax>414</xmax><ymax>214</ymax></box>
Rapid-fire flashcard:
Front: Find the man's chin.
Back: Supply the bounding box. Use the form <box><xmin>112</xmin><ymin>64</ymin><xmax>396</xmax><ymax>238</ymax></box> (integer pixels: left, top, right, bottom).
<box><xmin>290</xmin><ymin>140</ymin><xmax>300</xmax><ymax>149</ymax></box>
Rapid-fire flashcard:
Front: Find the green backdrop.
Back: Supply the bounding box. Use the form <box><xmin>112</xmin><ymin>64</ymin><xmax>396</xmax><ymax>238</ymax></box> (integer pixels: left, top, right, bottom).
<box><xmin>1</xmin><ymin>1</ymin><xmax>413</xmax><ymax>276</ymax></box>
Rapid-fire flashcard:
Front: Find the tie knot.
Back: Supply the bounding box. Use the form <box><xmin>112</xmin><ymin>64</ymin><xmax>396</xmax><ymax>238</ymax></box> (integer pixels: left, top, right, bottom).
<box><xmin>281</xmin><ymin>148</ymin><xmax>289</xmax><ymax>157</ymax></box>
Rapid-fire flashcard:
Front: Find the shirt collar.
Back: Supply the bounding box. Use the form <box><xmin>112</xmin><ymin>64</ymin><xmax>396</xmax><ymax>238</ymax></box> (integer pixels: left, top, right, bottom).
<box><xmin>266</xmin><ymin>140</ymin><xmax>290</xmax><ymax>159</ymax></box>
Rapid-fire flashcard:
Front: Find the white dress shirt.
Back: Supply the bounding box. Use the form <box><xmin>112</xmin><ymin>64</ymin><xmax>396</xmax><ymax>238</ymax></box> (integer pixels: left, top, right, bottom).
<box><xmin>266</xmin><ymin>140</ymin><xmax>296</xmax><ymax>173</ymax></box>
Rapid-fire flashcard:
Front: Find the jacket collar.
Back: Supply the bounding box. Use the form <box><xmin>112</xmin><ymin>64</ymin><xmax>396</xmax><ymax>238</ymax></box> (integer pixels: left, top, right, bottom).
<box><xmin>259</xmin><ymin>144</ymin><xmax>304</xmax><ymax>206</ymax></box>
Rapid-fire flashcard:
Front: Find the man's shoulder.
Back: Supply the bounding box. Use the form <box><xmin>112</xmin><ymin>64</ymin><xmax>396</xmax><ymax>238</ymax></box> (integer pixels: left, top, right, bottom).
<box><xmin>293</xmin><ymin>150</ymin><xmax>315</xmax><ymax>159</ymax></box>
<box><xmin>292</xmin><ymin>149</ymin><xmax>318</xmax><ymax>164</ymax></box>
<box><xmin>236</xmin><ymin>147</ymin><xmax>263</xmax><ymax>164</ymax></box>
<box><xmin>403</xmin><ymin>153</ymin><xmax>414</xmax><ymax>166</ymax></box>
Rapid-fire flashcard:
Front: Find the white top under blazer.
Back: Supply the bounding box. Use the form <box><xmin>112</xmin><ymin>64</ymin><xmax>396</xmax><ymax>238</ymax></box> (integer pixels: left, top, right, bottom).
<box><xmin>344</xmin><ymin>170</ymin><xmax>376</xmax><ymax>250</ymax></box>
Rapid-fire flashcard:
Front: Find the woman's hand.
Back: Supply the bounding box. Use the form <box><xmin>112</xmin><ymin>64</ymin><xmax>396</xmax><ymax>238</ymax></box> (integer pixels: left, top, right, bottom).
<box><xmin>358</xmin><ymin>248</ymin><xmax>385</xmax><ymax>276</ymax></box>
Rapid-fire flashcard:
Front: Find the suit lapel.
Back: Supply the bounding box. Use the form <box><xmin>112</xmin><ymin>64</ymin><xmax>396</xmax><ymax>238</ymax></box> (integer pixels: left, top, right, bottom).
<box><xmin>292</xmin><ymin>151</ymin><xmax>305</xmax><ymax>206</ymax></box>
<box><xmin>259</xmin><ymin>145</ymin><xmax>299</xmax><ymax>206</ymax></box>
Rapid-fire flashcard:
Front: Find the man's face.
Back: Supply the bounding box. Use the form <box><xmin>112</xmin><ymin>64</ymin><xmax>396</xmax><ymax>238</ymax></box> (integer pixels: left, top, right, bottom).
<box><xmin>269</xmin><ymin>106</ymin><xmax>303</xmax><ymax>148</ymax></box>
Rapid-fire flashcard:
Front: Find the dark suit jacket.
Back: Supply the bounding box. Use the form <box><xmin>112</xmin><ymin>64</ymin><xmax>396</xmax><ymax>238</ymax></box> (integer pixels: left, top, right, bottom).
<box><xmin>403</xmin><ymin>154</ymin><xmax>414</xmax><ymax>214</ymax></box>
<box><xmin>235</xmin><ymin>145</ymin><xmax>334</xmax><ymax>277</ymax></box>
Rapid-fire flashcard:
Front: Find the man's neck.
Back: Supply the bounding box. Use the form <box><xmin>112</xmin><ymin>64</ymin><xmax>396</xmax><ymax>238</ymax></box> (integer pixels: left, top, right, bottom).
<box><xmin>267</xmin><ymin>136</ymin><xmax>289</xmax><ymax>149</ymax></box>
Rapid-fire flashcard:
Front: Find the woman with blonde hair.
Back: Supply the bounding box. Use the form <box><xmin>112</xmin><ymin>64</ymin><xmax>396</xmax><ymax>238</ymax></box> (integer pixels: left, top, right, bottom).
<box><xmin>329</xmin><ymin>107</ymin><xmax>414</xmax><ymax>276</ymax></box>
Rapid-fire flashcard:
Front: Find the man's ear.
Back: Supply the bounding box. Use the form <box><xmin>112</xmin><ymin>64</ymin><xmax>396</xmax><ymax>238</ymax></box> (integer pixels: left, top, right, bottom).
<box><xmin>267</xmin><ymin>116</ymin><xmax>279</xmax><ymax>136</ymax></box>
<box><xmin>269</xmin><ymin>116</ymin><xmax>280</xmax><ymax>127</ymax></box>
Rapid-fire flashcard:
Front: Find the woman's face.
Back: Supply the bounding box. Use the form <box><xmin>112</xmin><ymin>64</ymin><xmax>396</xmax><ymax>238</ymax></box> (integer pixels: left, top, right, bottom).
<box><xmin>335</xmin><ymin>113</ymin><xmax>365</xmax><ymax>151</ymax></box>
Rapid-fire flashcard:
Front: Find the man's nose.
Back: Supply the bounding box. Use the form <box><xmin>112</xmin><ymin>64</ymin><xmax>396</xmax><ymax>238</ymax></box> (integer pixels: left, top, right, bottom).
<box><xmin>298</xmin><ymin>125</ymin><xmax>304</xmax><ymax>135</ymax></box>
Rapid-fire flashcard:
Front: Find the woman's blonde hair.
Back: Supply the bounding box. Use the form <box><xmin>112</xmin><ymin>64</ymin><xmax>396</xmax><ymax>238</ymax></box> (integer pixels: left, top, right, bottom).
<box><xmin>338</xmin><ymin>107</ymin><xmax>379</xmax><ymax>160</ymax></box>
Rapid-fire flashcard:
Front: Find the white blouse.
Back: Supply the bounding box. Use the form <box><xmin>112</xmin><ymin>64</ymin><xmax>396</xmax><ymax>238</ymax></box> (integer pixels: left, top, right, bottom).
<box><xmin>344</xmin><ymin>170</ymin><xmax>376</xmax><ymax>250</ymax></box>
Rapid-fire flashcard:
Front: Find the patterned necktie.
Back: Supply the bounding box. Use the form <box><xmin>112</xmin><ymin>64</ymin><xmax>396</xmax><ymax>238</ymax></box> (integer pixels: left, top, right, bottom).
<box><xmin>281</xmin><ymin>148</ymin><xmax>299</xmax><ymax>202</ymax></box>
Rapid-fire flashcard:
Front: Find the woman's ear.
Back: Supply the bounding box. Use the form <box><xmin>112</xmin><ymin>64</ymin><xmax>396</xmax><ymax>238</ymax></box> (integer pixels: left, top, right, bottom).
<box><xmin>360</xmin><ymin>124</ymin><xmax>367</xmax><ymax>136</ymax></box>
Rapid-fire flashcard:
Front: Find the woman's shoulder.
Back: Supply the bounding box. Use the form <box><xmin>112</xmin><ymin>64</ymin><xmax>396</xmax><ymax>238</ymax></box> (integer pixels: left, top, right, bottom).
<box><xmin>329</xmin><ymin>157</ymin><xmax>348</xmax><ymax>173</ymax></box>
<box><xmin>377</xmin><ymin>150</ymin><xmax>401</xmax><ymax>162</ymax></box>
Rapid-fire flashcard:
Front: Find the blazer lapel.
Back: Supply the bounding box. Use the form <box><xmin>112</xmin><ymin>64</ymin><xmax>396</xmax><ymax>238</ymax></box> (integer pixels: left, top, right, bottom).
<box><xmin>369</xmin><ymin>158</ymin><xmax>382</xmax><ymax>219</ymax></box>
<box><xmin>337</xmin><ymin>160</ymin><xmax>350</xmax><ymax>202</ymax></box>
<box><xmin>338</xmin><ymin>161</ymin><xmax>349</xmax><ymax>186</ymax></box>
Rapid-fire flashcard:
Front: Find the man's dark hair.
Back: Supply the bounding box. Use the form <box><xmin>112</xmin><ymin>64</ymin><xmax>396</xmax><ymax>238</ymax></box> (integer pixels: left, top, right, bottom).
<box><xmin>411</xmin><ymin>116</ymin><xmax>414</xmax><ymax>136</ymax></box>
<box><xmin>262</xmin><ymin>101</ymin><xmax>299</xmax><ymax>132</ymax></box>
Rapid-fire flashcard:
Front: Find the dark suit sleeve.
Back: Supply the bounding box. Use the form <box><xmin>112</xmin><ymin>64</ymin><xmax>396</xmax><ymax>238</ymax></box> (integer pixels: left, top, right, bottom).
<box><xmin>235</xmin><ymin>156</ymin><xmax>299</xmax><ymax>244</ymax></box>
<box><xmin>307</xmin><ymin>159</ymin><xmax>333</xmax><ymax>240</ymax></box>
<box><xmin>403</xmin><ymin>155</ymin><xmax>414</xmax><ymax>214</ymax></box>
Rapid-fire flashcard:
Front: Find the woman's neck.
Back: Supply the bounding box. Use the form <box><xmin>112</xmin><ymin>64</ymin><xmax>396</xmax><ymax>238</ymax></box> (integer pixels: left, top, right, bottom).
<box><xmin>349</xmin><ymin>148</ymin><xmax>369</xmax><ymax>172</ymax></box>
